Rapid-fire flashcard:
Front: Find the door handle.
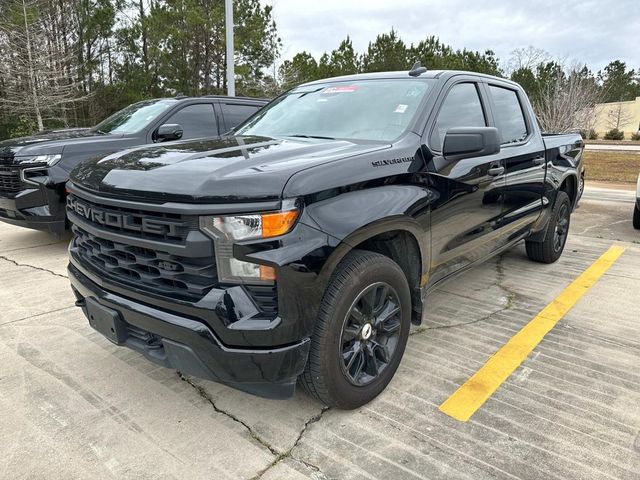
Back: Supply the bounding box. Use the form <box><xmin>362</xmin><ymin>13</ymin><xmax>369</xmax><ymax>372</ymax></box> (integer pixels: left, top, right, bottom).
<box><xmin>533</xmin><ymin>157</ymin><xmax>546</xmax><ymax>166</ymax></box>
<box><xmin>488</xmin><ymin>166</ymin><xmax>504</xmax><ymax>176</ymax></box>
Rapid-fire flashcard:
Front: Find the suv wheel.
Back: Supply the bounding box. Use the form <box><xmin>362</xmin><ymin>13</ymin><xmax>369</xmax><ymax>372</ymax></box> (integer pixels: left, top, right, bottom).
<box><xmin>633</xmin><ymin>203</ymin><xmax>640</xmax><ymax>230</ymax></box>
<box><xmin>299</xmin><ymin>250</ymin><xmax>411</xmax><ymax>409</ymax></box>
<box><xmin>525</xmin><ymin>191</ymin><xmax>571</xmax><ymax>264</ymax></box>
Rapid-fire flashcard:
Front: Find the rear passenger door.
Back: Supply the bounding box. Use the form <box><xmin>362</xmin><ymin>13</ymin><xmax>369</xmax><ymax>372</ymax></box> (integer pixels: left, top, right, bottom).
<box><xmin>486</xmin><ymin>84</ymin><xmax>546</xmax><ymax>234</ymax></box>
<box><xmin>219</xmin><ymin>102</ymin><xmax>262</xmax><ymax>132</ymax></box>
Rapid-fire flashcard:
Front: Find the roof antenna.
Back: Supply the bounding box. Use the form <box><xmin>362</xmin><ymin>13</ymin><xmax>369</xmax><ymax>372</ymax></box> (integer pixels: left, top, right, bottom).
<box><xmin>409</xmin><ymin>61</ymin><xmax>427</xmax><ymax>77</ymax></box>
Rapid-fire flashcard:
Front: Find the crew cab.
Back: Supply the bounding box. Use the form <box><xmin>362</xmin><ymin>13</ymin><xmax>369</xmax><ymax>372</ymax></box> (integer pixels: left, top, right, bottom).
<box><xmin>66</xmin><ymin>68</ymin><xmax>584</xmax><ymax>409</ymax></box>
<box><xmin>0</xmin><ymin>95</ymin><xmax>267</xmax><ymax>233</ymax></box>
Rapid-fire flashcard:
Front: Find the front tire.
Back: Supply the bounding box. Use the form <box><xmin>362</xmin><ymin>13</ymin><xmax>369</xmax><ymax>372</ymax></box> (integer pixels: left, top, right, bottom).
<box><xmin>525</xmin><ymin>191</ymin><xmax>571</xmax><ymax>264</ymax></box>
<box><xmin>299</xmin><ymin>250</ymin><xmax>411</xmax><ymax>409</ymax></box>
<box><xmin>633</xmin><ymin>204</ymin><xmax>640</xmax><ymax>230</ymax></box>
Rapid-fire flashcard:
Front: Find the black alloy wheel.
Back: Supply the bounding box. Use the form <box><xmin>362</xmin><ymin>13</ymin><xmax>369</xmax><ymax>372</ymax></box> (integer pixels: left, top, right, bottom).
<box><xmin>299</xmin><ymin>250</ymin><xmax>411</xmax><ymax>409</ymax></box>
<box><xmin>553</xmin><ymin>202</ymin><xmax>570</xmax><ymax>253</ymax></box>
<box><xmin>339</xmin><ymin>282</ymin><xmax>402</xmax><ymax>386</ymax></box>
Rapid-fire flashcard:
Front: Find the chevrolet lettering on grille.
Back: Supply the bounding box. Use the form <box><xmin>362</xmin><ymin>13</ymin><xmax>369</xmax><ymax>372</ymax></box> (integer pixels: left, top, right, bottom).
<box><xmin>67</xmin><ymin>196</ymin><xmax>182</xmax><ymax>236</ymax></box>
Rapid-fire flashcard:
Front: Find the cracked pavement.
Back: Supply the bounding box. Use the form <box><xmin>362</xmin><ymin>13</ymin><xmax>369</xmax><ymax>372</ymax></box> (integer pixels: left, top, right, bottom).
<box><xmin>1</xmin><ymin>186</ymin><xmax>640</xmax><ymax>479</ymax></box>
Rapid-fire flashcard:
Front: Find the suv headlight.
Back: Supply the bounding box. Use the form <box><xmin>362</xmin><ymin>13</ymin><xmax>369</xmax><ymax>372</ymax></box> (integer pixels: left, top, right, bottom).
<box><xmin>18</xmin><ymin>154</ymin><xmax>62</xmax><ymax>166</ymax></box>
<box><xmin>199</xmin><ymin>201</ymin><xmax>300</xmax><ymax>283</ymax></box>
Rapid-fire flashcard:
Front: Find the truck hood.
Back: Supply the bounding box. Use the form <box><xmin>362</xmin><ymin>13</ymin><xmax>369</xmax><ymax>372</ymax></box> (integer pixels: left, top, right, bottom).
<box><xmin>70</xmin><ymin>135</ymin><xmax>390</xmax><ymax>202</ymax></box>
<box><xmin>0</xmin><ymin>127</ymin><xmax>117</xmax><ymax>159</ymax></box>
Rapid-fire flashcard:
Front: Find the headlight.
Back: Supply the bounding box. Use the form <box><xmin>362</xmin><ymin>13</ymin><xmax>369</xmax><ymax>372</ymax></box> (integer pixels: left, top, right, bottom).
<box><xmin>199</xmin><ymin>201</ymin><xmax>300</xmax><ymax>241</ymax></box>
<box><xmin>18</xmin><ymin>154</ymin><xmax>62</xmax><ymax>166</ymax></box>
<box><xmin>199</xmin><ymin>201</ymin><xmax>300</xmax><ymax>284</ymax></box>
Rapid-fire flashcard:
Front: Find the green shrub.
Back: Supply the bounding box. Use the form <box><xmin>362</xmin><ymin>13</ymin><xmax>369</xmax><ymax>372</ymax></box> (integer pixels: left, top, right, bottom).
<box><xmin>580</xmin><ymin>128</ymin><xmax>599</xmax><ymax>140</ymax></box>
<box><xmin>9</xmin><ymin>115</ymin><xmax>37</xmax><ymax>138</ymax></box>
<box><xmin>604</xmin><ymin>128</ymin><xmax>624</xmax><ymax>140</ymax></box>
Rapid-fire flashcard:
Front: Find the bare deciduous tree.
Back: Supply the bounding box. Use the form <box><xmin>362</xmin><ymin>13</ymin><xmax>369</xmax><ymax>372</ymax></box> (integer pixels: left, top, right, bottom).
<box><xmin>0</xmin><ymin>0</ymin><xmax>91</xmax><ymax>132</ymax></box>
<box><xmin>605</xmin><ymin>103</ymin><xmax>634</xmax><ymax>131</ymax></box>
<box><xmin>506</xmin><ymin>46</ymin><xmax>552</xmax><ymax>75</ymax></box>
<box><xmin>533</xmin><ymin>64</ymin><xmax>602</xmax><ymax>133</ymax></box>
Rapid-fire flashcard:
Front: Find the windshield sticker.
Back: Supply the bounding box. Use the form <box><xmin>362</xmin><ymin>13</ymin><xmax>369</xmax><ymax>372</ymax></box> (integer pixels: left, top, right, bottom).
<box><xmin>394</xmin><ymin>104</ymin><xmax>408</xmax><ymax>114</ymax></box>
<box><xmin>323</xmin><ymin>85</ymin><xmax>359</xmax><ymax>94</ymax></box>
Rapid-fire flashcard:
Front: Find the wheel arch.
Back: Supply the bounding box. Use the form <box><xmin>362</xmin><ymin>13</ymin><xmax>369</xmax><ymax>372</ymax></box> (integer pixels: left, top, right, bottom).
<box><xmin>316</xmin><ymin>219</ymin><xmax>428</xmax><ymax>325</ymax></box>
<box><xmin>303</xmin><ymin>185</ymin><xmax>433</xmax><ymax>325</ymax></box>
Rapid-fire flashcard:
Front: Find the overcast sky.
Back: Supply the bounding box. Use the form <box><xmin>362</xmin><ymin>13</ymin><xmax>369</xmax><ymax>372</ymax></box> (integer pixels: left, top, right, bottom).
<box><xmin>264</xmin><ymin>0</ymin><xmax>639</xmax><ymax>72</ymax></box>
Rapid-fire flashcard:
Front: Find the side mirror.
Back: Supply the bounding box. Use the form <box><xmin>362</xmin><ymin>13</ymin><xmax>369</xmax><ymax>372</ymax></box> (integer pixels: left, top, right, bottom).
<box><xmin>443</xmin><ymin>127</ymin><xmax>500</xmax><ymax>161</ymax></box>
<box><xmin>156</xmin><ymin>124</ymin><xmax>183</xmax><ymax>142</ymax></box>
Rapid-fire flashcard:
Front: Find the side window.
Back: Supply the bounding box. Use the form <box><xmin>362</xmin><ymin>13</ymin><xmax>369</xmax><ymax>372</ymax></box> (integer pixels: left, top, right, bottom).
<box><xmin>430</xmin><ymin>83</ymin><xmax>486</xmax><ymax>152</ymax></box>
<box><xmin>222</xmin><ymin>103</ymin><xmax>261</xmax><ymax>130</ymax></box>
<box><xmin>488</xmin><ymin>86</ymin><xmax>528</xmax><ymax>144</ymax></box>
<box><xmin>162</xmin><ymin>104</ymin><xmax>218</xmax><ymax>140</ymax></box>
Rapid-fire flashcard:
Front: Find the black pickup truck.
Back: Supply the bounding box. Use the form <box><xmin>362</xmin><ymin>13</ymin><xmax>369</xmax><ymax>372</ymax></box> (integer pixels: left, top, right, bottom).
<box><xmin>66</xmin><ymin>68</ymin><xmax>584</xmax><ymax>409</ymax></box>
<box><xmin>0</xmin><ymin>95</ymin><xmax>266</xmax><ymax>233</ymax></box>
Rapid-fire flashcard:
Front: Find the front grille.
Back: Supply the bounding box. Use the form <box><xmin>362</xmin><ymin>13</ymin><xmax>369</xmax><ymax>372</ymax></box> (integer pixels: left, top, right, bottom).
<box><xmin>0</xmin><ymin>166</ymin><xmax>23</xmax><ymax>194</ymax></box>
<box><xmin>67</xmin><ymin>194</ymin><xmax>196</xmax><ymax>244</ymax></box>
<box><xmin>69</xmin><ymin>192</ymin><xmax>279</xmax><ymax>316</ymax></box>
<box><xmin>73</xmin><ymin>226</ymin><xmax>218</xmax><ymax>301</ymax></box>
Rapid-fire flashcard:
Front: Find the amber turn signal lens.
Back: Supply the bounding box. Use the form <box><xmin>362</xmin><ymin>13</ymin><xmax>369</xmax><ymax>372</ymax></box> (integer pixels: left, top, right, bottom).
<box><xmin>259</xmin><ymin>265</ymin><xmax>277</xmax><ymax>281</ymax></box>
<box><xmin>261</xmin><ymin>209</ymin><xmax>299</xmax><ymax>238</ymax></box>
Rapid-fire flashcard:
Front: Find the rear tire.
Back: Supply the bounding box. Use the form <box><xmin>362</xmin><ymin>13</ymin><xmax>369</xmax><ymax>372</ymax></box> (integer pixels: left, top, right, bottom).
<box><xmin>299</xmin><ymin>250</ymin><xmax>411</xmax><ymax>409</ymax></box>
<box><xmin>525</xmin><ymin>191</ymin><xmax>571</xmax><ymax>264</ymax></box>
<box><xmin>633</xmin><ymin>204</ymin><xmax>640</xmax><ymax>230</ymax></box>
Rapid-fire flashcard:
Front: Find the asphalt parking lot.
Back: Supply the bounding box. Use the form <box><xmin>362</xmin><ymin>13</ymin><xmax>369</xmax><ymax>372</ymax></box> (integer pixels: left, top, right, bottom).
<box><xmin>1</xmin><ymin>185</ymin><xmax>639</xmax><ymax>480</ymax></box>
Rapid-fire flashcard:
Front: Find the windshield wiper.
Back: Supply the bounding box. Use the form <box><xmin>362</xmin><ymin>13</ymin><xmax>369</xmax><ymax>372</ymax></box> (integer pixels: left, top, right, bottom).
<box><xmin>287</xmin><ymin>134</ymin><xmax>336</xmax><ymax>140</ymax></box>
<box><xmin>93</xmin><ymin>129</ymin><xmax>108</xmax><ymax>135</ymax></box>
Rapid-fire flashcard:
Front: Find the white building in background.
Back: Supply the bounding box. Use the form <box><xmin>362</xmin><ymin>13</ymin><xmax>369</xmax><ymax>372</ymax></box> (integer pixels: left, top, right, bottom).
<box><xmin>592</xmin><ymin>97</ymin><xmax>640</xmax><ymax>139</ymax></box>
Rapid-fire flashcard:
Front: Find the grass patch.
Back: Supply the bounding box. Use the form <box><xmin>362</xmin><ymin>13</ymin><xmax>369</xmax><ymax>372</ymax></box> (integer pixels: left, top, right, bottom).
<box><xmin>582</xmin><ymin>151</ymin><xmax>640</xmax><ymax>183</ymax></box>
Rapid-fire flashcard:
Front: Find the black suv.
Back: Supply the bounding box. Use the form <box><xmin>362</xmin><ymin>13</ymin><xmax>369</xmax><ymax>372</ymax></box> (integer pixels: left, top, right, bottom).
<box><xmin>67</xmin><ymin>70</ymin><xmax>584</xmax><ymax>409</ymax></box>
<box><xmin>0</xmin><ymin>96</ymin><xmax>267</xmax><ymax>233</ymax></box>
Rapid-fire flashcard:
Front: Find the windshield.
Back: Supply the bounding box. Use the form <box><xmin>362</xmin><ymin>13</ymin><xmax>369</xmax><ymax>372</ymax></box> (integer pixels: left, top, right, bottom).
<box><xmin>235</xmin><ymin>79</ymin><xmax>434</xmax><ymax>142</ymax></box>
<box><xmin>93</xmin><ymin>99</ymin><xmax>177</xmax><ymax>135</ymax></box>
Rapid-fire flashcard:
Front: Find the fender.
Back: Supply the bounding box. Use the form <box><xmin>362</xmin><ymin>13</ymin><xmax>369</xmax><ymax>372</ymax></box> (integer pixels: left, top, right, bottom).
<box><xmin>304</xmin><ymin>184</ymin><xmax>432</xmax><ymax>274</ymax></box>
<box><xmin>305</xmin><ymin>184</ymin><xmax>434</xmax><ymax>323</ymax></box>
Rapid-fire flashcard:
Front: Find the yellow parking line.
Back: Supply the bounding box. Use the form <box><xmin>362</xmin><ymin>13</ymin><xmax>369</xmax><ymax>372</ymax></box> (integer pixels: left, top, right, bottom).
<box><xmin>439</xmin><ymin>245</ymin><xmax>626</xmax><ymax>422</ymax></box>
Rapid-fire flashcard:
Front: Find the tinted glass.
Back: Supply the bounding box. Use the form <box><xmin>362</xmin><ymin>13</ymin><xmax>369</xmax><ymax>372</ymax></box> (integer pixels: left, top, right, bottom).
<box><xmin>93</xmin><ymin>100</ymin><xmax>177</xmax><ymax>135</ymax></box>
<box><xmin>164</xmin><ymin>104</ymin><xmax>218</xmax><ymax>139</ymax></box>
<box><xmin>235</xmin><ymin>79</ymin><xmax>434</xmax><ymax>142</ymax></box>
<box><xmin>430</xmin><ymin>83</ymin><xmax>486</xmax><ymax>151</ymax></box>
<box><xmin>222</xmin><ymin>104</ymin><xmax>261</xmax><ymax>130</ymax></box>
<box><xmin>489</xmin><ymin>86</ymin><xmax>528</xmax><ymax>144</ymax></box>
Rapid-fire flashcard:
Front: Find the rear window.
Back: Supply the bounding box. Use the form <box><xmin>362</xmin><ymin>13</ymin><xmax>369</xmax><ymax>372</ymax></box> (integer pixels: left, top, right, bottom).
<box><xmin>222</xmin><ymin>104</ymin><xmax>261</xmax><ymax>130</ymax></box>
<box><xmin>489</xmin><ymin>86</ymin><xmax>528</xmax><ymax>144</ymax></box>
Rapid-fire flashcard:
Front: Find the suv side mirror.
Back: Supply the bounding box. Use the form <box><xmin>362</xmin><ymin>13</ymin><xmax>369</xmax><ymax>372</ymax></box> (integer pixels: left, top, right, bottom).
<box><xmin>443</xmin><ymin>127</ymin><xmax>500</xmax><ymax>161</ymax></box>
<box><xmin>156</xmin><ymin>124</ymin><xmax>183</xmax><ymax>142</ymax></box>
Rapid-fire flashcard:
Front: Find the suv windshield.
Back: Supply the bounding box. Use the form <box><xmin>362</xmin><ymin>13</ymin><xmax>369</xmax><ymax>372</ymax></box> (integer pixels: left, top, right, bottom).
<box><xmin>93</xmin><ymin>99</ymin><xmax>177</xmax><ymax>135</ymax></box>
<box><xmin>235</xmin><ymin>79</ymin><xmax>434</xmax><ymax>142</ymax></box>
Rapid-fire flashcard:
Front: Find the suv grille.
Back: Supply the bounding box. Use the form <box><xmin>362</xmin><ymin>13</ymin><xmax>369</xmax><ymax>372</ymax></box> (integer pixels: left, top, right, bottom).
<box><xmin>0</xmin><ymin>166</ymin><xmax>23</xmax><ymax>194</ymax></box>
<box><xmin>73</xmin><ymin>226</ymin><xmax>218</xmax><ymax>301</ymax></box>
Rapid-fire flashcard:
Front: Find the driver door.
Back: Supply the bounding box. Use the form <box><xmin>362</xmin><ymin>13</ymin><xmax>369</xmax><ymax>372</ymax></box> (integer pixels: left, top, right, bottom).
<box><xmin>426</xmin><ymin>81</ymin><xmax>506</xmax><ymax>286</ymax></box>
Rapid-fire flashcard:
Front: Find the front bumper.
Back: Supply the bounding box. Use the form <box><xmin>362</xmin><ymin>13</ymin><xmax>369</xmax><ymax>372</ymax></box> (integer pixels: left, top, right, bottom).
<box><xmin>69</xmin><ymin>263</ymin><xmax>310</xmax><ymax>399</ymax></box>
<box><xmin>0</xmin><ymin>178</ymin><xmax>67</xmax><ymax>233</ymax></box>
